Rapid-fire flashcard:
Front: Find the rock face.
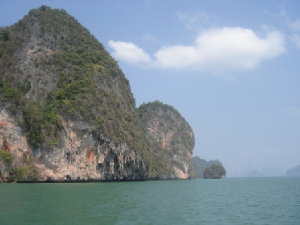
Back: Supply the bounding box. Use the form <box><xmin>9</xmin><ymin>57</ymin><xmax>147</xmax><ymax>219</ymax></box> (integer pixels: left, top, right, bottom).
<box><xmin>0</xmin><ymin>6</ymin><xmax>148</xmax><ymax>182</ymax></box>
<box><xmin>0</xmin><ymin>103</ymin><xmax>147</xmax><ymax>181</ymax></box>
<box><xmin>0</xmin><ymin>6</ymin><xmax>194</xmax><ymax>182</ymax></box>
<box><xmin>138</xmin><ymin>101</ymin><xmax>195</xmax><ymax>179</ymax></box>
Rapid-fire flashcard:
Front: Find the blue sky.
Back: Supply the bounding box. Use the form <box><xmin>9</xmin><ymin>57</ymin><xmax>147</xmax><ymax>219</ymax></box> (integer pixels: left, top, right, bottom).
<box><xmin>1</xmin><ymin>0</ymin><xmax>299</xmax><ymax>176</ymax></box>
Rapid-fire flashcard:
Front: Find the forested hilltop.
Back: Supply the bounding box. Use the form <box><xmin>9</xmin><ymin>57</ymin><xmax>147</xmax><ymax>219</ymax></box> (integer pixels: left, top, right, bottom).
<box><xmin>0</xmin><ymin>6</ymin><xmax>194</xmax><ymax>182</ymax></box>
<box><xmin>191</xmin><ymin>156</ymin><xmax>224</xmax><ymax>178</ymax></box>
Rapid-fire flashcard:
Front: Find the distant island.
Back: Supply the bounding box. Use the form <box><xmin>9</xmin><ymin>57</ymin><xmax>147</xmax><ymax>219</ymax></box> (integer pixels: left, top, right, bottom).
<box><xmin>191</xmin><ymin>156</ymin><xmax>225</xmax><ymax>179</ymax></box>
<box><xmin>203</xmin><ymin>165</ymin><xmax>226</xmax><ymax>179</ymax></box>
<box><xmin>239</xmin><ymin>166</ymin><xmax>284</xmax><ymax>177</ymax></box>
<box><xmin>286</xmin><ymin>165</ymin><xmax>300</xmax><ymax>177</ymax></box>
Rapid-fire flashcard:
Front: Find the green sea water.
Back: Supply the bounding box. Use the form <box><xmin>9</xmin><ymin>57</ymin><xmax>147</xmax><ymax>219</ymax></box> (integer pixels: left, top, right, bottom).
<box><xmin>0</xmin><ymin>177</ymin><xmax>299</xmax><ymax>225</ymax></box>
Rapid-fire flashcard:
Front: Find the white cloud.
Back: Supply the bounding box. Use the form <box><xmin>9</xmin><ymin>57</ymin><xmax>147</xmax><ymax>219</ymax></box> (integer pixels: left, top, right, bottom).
<box><xmin>108</xmin><ymin>40</ymin><xmax>152</xmax><ymax>66</ymax></box>
<box><xmin>154</xmin><ymin>45</ymin><xmax>199</xmax><ymax>68</ymax></box>
<box><xmin>109</xmin><ymin>27</ymin><xmax>286</xmax><ymax>73</ymax></box>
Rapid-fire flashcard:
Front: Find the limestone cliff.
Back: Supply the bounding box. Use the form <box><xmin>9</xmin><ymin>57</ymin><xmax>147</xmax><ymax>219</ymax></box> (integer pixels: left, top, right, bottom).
<box><xmin>138</xmin><ymin>101</ymin><xmax>195</xmax><ymax>179</ymax></box>
<box><xmin>0</xmin><ymin>6</ymin><xmax>148</xmax><ymax>182</ymax></box>
<box><xmin>0</xmin><ymin>6</ymin><xmax>195</xmax><ymax>182</ymax></box>
<box><xmin>0</xmin><ymin>99</ymin><xmax>147</xmax><ymax>182</ymax></box>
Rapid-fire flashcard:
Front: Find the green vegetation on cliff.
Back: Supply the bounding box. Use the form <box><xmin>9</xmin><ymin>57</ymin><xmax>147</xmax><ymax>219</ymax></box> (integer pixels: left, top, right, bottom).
<box><xmin>0</xmin><ymin>150</ymin><xmax>15</xmax><ymax>166</ymax></box>
<box><xmin>0</xmin><ymin>150</ymin><xmax>38</xmax><ymax>182</ymax></box>
<box><xmin>0</xmin><ymin>6</ymin><xmax>148</xmax><ymax>161</ymax></box>
<box><xmin>138</xmin><ymin>101</ymin><xmax>194</xmax><ymax>179</ymax></box>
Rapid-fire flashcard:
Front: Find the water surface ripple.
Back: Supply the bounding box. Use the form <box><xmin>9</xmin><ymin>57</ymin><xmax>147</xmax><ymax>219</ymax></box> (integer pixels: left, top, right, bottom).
<box><xmin>0</xmin><ymin>177</ymin><xmax>299</xmax><ymax>225</ymax></box>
